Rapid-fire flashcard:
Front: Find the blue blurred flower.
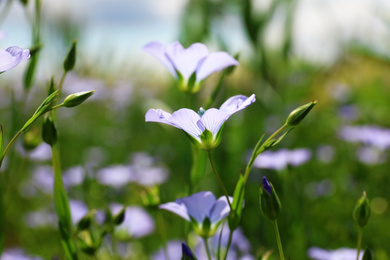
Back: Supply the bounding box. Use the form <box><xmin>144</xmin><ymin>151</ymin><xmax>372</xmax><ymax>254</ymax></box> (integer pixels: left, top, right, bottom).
<box><xmin>0</xmin><ymin>248</ymin><xmax>42</xmax><ymax>260</ymax></box>
<box><xmin>308</xmin><ymin>247</ymin><xmax>363</xmax><ymax>260</ymax></box>
<box><xmin>339</xmin><ymin>125</ymin><xmax>390</xmax><ymax>150</ymax></box>
<box><xmin>160</xmin><ymin>191</ymin><xmax>232</xmax><ymax>237</ymax></box>
<box><xmin>143</xmin><ymin>41</ymin><xmax>238</xmax><ymax>93</ymax></box>
<box><xmin>146</xmin><ymin>94</ymin><xmax>255</xmax><ymax>150</ymax></box>
<box><xmin>0</xmin><ymin>46</ymin><xmax>30</xmax><ymax>72</ymax></box>
<box><xmin>110</xmin><ymin>204</ymin><xmax>155</xmax><ymax>239</ymax></box>
<box><xmin>152</xmin><ymin>240</ymin><xmax>182</xmax><ymax>260</ymax></box>
<box><xmin>253</xmin><ymin>148</ymin><xmax>311</xmax><ymax>170</ymax></box>
<box><xmin>96</xmin><ymin>165</ymin><xmax>133</xmax><ymax>188</ymax></box>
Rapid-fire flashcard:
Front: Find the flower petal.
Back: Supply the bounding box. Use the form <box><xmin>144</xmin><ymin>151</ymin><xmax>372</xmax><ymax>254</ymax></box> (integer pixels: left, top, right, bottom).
<box><xmin>219</xmin><ymin>94</ymin><xmax>256</xmax><ymax>115</ymax></box>
<box><xmin>196</xmin><ymin>52</ymin><xmax>239</xmax><ymax>82</ymax></box>
<box><xmin>165</xmin><ymin>42</ymin><xmax>208</xmax><ymax>80</ymax></box>
<box><xmin>198</xmin><ymin>108</ymin><xmax>230</xmax><ymax>136</ymax></box>
<box><xmin>143</xmin><ymin>41</ymin><xmax>177</xmax><ymax>78</ymax></box>
<box><xmin>159</xmin><ymin>202</ymin><xmax>190</xmax><ymax>221</ymax></box>
<box><xmin>177</xmin><ymin>191</ymin><xmax>216</xmax><ymax>223</ymax></box>
<box><xmin>0</xmin><ymin>46</ymin><xmax>30</xmax><ymax>72</ymax></box>
<box><xmin>209</xmin><ymin>196</ymin><xmax>232</xmax><ymax>223</ymax></box>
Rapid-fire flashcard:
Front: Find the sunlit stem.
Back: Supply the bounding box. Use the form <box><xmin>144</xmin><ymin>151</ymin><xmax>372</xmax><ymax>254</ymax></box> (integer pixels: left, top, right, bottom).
<box><xmin>272</xmin><ymin>220</ymin><xmax>285</xmax><ymax>260</ymax></box>
<box><xmin>0</xmin><ymin>129</ymin><xmax>22</xmax><ymax>168</ymax></box>
<box><xmin>208</xmin><ymin>152</ymin><xmax>232</xmax><ymax>210</ymax></box>
<box><xmin>223</xmin><ymin>230</ymin><xmax>233</xmax><ymax>260</ymax></box>
<box><xmin>356</xmin><ymin>227</ymin><xmax>363</xmax><ymax>260</ymax></box>
<box><xmin>203</xmin><ymin>237</ymin><xmax>212</xmax><ymax>260</ymax></box>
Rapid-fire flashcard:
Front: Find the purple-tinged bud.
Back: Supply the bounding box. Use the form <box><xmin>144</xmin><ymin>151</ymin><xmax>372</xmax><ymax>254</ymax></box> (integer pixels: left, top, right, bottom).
<box><xmin>181</xmin><ymin>243</ymin><xmax>197</xmax><ymax>260</ymax></box>
<box><xmin>259</xmin><ymin>177</ymin><xmax>281</xmax><ymax>220</ymax></box>
<box><xmin>262</xmin><ymin>176</ymin><xmax>272</xmax><ymax>195</ymax></box>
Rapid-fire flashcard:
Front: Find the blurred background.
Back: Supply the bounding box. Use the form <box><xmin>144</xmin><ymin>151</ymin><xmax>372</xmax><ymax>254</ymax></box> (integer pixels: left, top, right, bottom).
<box><xmin>1</xmin><ymin>0</ymin><xmax>390</xmax><ymax>259</ymax></box>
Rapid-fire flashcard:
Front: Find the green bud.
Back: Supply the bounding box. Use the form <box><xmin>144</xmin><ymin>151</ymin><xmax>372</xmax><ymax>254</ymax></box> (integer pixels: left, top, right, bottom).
<box><xmin>22</xmin><ymin>127</ymin><xmax>42</xmax><ymax>151</ymax></box>
<box><xmin>78</xmin><ymin>230</ymin><xmax>99</xmax><ymax>256</ymax></box>
<box><xmin>259</xmin><ymin>177</ymin><xmax>281</xmax><ymax>221</ymax></box>
<box><xmin>62</xmin><ymin>90</ymin><xmax>95</xmax><ymax>108</ymax></box>
<box><xmin>42</xmin><ymin>114</ymin><xmax>57</xmax><ymax>146</ymax></box>
<box><xmin>140</xmin><ymin>186</ymin><xmax>161</xmax><ymax>207</ymax></box>
<box><xmin>76</xmin><ymin>211</ymin><xmax>95</xmax><ymax>231</ymax></box>
<box><xmin>353</xmin><ymin>191</ymin><xmax>370</xmax><ymax>227</ymax></box>
<box><xmin>63</xmin><ymin>39</ymin><xmax>77</xmax><ymax>72</ymax></box>
<box><xmin>362</xmin><ymin>247</ymin><xmax>373</xmax><ymax>260</ymax></box>
<box><xmin>286</xmin><ymin>100</ymin><xmax>317</xmax><ymax>126</ymax></box>
<box><xmin>113</xmin><ymin>207</ymin><xmax>126</xmax><ymax>226</ymax></box>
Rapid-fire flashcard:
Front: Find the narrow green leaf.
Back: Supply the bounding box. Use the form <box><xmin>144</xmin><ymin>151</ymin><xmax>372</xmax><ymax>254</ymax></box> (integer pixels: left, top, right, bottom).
<box><xmin>228</xmin><ymin>174</ymin><xmax>245</xmax><ymax>231</ymax></box>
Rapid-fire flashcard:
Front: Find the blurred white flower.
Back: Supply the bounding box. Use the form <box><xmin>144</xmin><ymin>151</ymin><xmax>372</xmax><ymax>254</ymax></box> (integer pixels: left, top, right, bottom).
<box><xmin>253</xmin><ymin>148</ymin><xmax>311</xmax><ymax>170</ymax></box>
<box><xmin>96</xmin><ymin>165</ymin><xmax>133</xmax><ymax>188</ymax></box>
<box><xmin>308</xmin><ymin>247</ymin><xmax>362</xmax><ymax>260</ymax></box>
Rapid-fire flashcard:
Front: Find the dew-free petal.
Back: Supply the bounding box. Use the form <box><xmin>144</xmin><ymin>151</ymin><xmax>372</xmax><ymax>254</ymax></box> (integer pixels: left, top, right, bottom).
<box><xmin>209</xmin><ymin>196</ymin><xmax>232</xmax><ymax>223</ymax></box>
<box><xmin>165</xmin><ymin>42</ymin><xmax>208</xmax><ymax>80</ymax></box>
<box><xmin>198</xmin><ymin>108</ymin><xmax>229</xmax><ymax>135</ymax></box>
<box><xmin>219</xmin><ymin>94</ymin><xmax>256</xmax><ymax>115</ymax></box>
<box><xmin>143</xmin><ymin>41</ymin><xmax>177</xmax><ymax>77</ymax></box>
<box><xmin>196</xmin><ymin>52</ymin><xmax>239</xmax><ymax>82</ymax></box>
<box><xmin>159</xmin><ymin>201</ymin><xmax>191</xmax><ymax>221</ymax></box>
<box><xmin>177</xmin><ymin>191</ymin><xmax>216</xmax><ymax>223</ymax></box>
<box><xmin>0</xmin><ymin>46</ymin><xmax>30</xmax><ymax>72</ymax></box>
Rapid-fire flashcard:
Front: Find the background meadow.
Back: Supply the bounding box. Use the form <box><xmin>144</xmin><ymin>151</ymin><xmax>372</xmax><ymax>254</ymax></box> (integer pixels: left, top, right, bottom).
<box><xmin>1</xmin><ymin>0</ymin><xmax>390</xmax><ymax>259</ymax></box>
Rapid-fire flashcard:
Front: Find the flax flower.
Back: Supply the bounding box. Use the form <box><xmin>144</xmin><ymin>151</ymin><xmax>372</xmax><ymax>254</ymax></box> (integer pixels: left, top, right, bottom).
<box><xmin>0</xmin><ymin>46</ymin><xmax>30</xmax><ymax>73</ymax></box>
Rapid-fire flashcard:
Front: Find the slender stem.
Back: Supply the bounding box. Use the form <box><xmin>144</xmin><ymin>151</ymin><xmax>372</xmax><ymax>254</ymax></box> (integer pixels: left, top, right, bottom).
<box><xmin>223</xmin><ymin>229</ymin><xmax>233</xmax><ymax>260</ymax></box>
<box><xmin>58</xmin><ymin>71</ymin><xmax>67</xmax><ymax>92</ymax></box>
<box><xmin>272</xmin><ymin>220</ymin><xmax>285</xmax><ymax>260</ymax></box>
<box><xmin>0</xmin><ymin>129</ymin><xmax>23</xmax><ymax>167</ymax></box>
<box><xmin>356</xmin><ymin>227</ymin><xmax>362</xmax><ymax>260</ymax></box>
<box><xmin>157</xmin><ymin>210</ymin><xmax>170</xmax><ymax>260</ymax></box>
<box><xmin>208</xmin><ymin>152</ymin><xmax>232</xmax><ymax>210</ymax></box>
<box><xmin>203</xmin><ymin>237</ymin><xmax>212</xmax><ymax>260</ymax></box>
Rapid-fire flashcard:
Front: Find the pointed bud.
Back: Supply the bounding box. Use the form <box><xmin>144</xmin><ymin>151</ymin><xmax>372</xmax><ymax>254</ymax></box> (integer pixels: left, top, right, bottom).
<box><xmin>42</xmin><ymin>114</ymin><xmax>57</xmax><ymax>146</ymax></box>
<box><xmin>286</xmin><ymin>100</ymin><xmax>317</xmax><ymax>126</ymax></box>
<box><xmin>353</xmin><ymin>191</ymin><xmax>370</xmax><ymax>228</ymax></box>
<box><xmin>113</xmin><ymin>207</ymin><xmax>126</xmax><ymax>226</ymax></box>
<box><xmin>181</xmin><ymin>243</ymin><xmax>197</xmax><ymax>260</ymax></box>
<box><xmin>78</xmin><ymin>230</ymin><xmax>99</xmax><ymax>256</ymax></box>
<box><xmin>362</xmin><ymin>247</ymin><xmax>373</xmax><ymax>260</ymax></box>
<box><xmin>259</xmin><ymin>177</ymin><xmax>281</xmax><ymax>220</ymax></box>
<box><xmin>77</xmin><ymin>211</ymin><xmax>95</xmax><ymax>231</ymax></box>
<box><xmin>63</xmin><ymin>39</ymin><xmax>77</xmax><ymax>72</ymax></box>
<box><xmin>62</xmin><ymin>90</ymin><xmax>95</xmax><ymax>108</ymax></box>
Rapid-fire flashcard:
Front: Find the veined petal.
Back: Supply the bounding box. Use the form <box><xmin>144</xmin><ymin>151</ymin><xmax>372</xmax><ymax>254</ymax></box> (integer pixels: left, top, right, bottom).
<box><xmin>177</xmin><ymin>191</ymin><xmax>216</xmax><ymax>223</ymax></box>
<box><xmin>209</xmin><ymin>196</ymin><xmax>232</xmax><ymax>223</ymax></box>
<box><xmin>219</xmin><ymin>94</ymin><xmax>256</xmax><ymax>115</ymax></box>
<box><xmin>159</xmin><ymin>202</ymin><xmax>190</xmax><ymax>221</ymax></box>
<box><xmin>145</xmin><ymin>109</ymin><xmax>173</xmax><ymax>123</ymax></box>
<box><xmin>165</xmin><ymin>42</ymin><xmax>208</xmax><ymax>81</ymax></box>
<box><xmin>143</xmin><ymin>41</ymin><xmax>177</xmax><ymax>78</ymax></box>
<box><xmin>166</xmin><ymin>109</ymin><xmax>202</xmax><ymax>139</ymax></box>
<box><xmin>198</xmin><ymin>109</ymin><xmax>230</xmax><ymax>136</ymax></box>
<box><xmin>196</xmin><ymin>52</ymin><xmax>239</xmax><ymax>82</ymax></box>
<box><xmin>0</xmin><ymin>46</ymin><xmax>30</xmax><ymax>72</ymax></box>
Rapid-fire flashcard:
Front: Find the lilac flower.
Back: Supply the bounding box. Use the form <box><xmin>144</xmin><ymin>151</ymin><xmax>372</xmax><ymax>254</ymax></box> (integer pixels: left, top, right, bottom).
<box><xmin>0</xmin><ymin>46</ymin><xmax>30</xmax><ymax>72</ymax></box>
<box><xmin>160</xmin><ymin>191</ymin><xmax>232</xmax><ymax>237</ymax></box>
<box><xmin>308</xmin><ymin>247</ymin><xmax>363</xmax><ymax>260</ymax></box>
<box><xmin>152</xmin><ymin>240</ymin><xmax>182</xmax><ymax>260</ymax></box>
<box><xmin>253</xmin><ymin>148</ymin><xmax>311</xmax><ymax>170</ymax></box>
<box><xmin>96</xmin><ymin>165</ymin><xmax>134</xmax><ymax>188</ymax></box>
<box><xmin>110</xmin><ymin>204</ymin><xmax>155</xmax><ymax>239</ymax></box>
<box><xmin>339</xmin><ymin>125</ymin><xmax>390</xmax><ymax>150</ymax></box>
<box><xmin>146</xmin><ymin>94</ymin><xmax>255</xmax><ymax>150</ymax></box>
<box><xmin>143</xmin><ymin>41</ymin><xmax>238</xmax><ymax>93</ymax></box>
<box><xmin>0</xmin><ymin>248</ymin><xmax>42</xmax><ymax>260</ymax></box>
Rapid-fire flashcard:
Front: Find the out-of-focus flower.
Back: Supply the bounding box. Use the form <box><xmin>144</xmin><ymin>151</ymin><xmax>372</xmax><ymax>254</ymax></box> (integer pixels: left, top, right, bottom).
<box><xmin>253</xmin><ymin>148</ymin><xmax>311</xmax><ymax>170</ymax></box>
<box><xmin>316</xmin><ymin>145</ymin><xmax>335</xmax><ymax>163</ymax></box>
<box><xmin>70</xmin><ymin>200</ymin><xmax>89</xmax><ymax>225</ymax></box>
<box><xmin>130</xmin><ymin>152</ymin><xmax>169</xmax><ymax>186</ymax></box>
<box><xmin>356</xmin><ymin>146</ymin><xmax>384</xmax><ymax>165</ymax></box>
<box><xmin>0</xmin><ymin>46</ymin><xmax>30</xmax><ymax>72</ymax></box>
<box><xmin>146</xmin><ymin>94</ymin><xmax>255</xmax><ymax>150</ymax></box>
<box><xmin>152</xmin><ymin>240</ymin><xmax>182</xmax><ymax>260</ymax></box>
<box><xmin>308</xmin><ymin>247</ymin><xmax>363</xmax><ymax>260</ymax></box>
<box><xmin>24</xmin><ymin>209</ymin><xmax>56</xmax><ymax>228</ymax></box>
<box><xmin>305</xmin><ymin>179</ymin><xmax>335</xmax><ymax>199</ymax></box>
<box><xmin>143</xmin><ymin>41</ymin><xmax>238</xmax><ymax>93</ymax></box>
<box><xmin>339</xmin><ymin>125</ymin><xmax>390</xmax><ymax>150</ymax></box>
<box><xmin>110</xmin><ymin>204</ymin><xmax>155</xmax><ymax>239</ymax></box>
<box><xmin>96</xmin><ymin>165</ymin><xmax>133</xmax><ymax>188</ymax></box>
<box><xmin>0</xmin><ymin>248</ymin><xmax>42</xmax><ymax>260</ymax></box>
<box><xmin>160</xmin><ymin>191</ymin><xmax>231</xmax><ymax>237</ymax></box>
<box><xmin>63</xmin><ymin>166</ymin><xmax>86</xmax><ymax>187</ymax></box>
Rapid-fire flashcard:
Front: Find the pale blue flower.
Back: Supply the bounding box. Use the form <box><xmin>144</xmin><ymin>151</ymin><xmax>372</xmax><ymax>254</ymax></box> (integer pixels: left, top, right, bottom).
<box><xmin>143</xmin><ymin>41</ymin><xmax>238</xmax><ymax>93</ymax></box>
<box><xmin>0</xmin><ymin>248</ymin><xmax>42</xmax><ymax>260</ymax></box>
<box><xmin>146</xmin><ymin>94</ymin><xmax>255</xmax><ymax>150</ymax></box>
<box><xmin>339</xmin><ymin>125</ymin><xmax>390</xmax><ymax>150</ymax></box>
<box><xmin>308</xmin><ymin>247</ymin><xmax>363</xmax><ymax>260</ymax></box>
<box><xmin>0</xmin><ymin>46</ymin><xmax>30</xmax><ymax>72</ymax></box>
<box><xmin>253</xmin><ymin>148</ymin><xmax>311</xmax><ymax>170</ymax></box>
<box><xmin>159</xmin><ymin>191</ymin><xmax>231</xmax><ymax>237</ymax></box>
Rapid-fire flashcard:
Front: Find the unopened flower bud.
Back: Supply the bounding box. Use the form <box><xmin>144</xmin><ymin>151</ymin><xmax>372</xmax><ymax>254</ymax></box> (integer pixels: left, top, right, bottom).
<box><xmin>113</xmin><ymin>207</ymin><xmax>126</xmax><ymax>226</ymax></box>
<box><xmin>259</xmin><ymin>176</ymin><xmax>281</xmax><ymax>220</ymax></box>
<box><xmin>182</xmin><ymin>243</ymin><xmax>197</xmax><ymax>260</ymax></box>
<box><xmin>286</xmin><ymin>100</ymin><xmax>317</xmax><ymax>126</ymax></box>
<box><xmin>77</xmin><ymin>211</ymin><xmax>95</xmax><ymax>231</ymax></box>
<box><xmin>63</xmin><ymin>90</ymin><xmax>95</xmax><ymax>108</ymax></box>
<box><xmin>362</xmin><ymin>247</ymin><xmax>373</xmax><ymax>260</ymax></box>
<box><xmin>63</xmin><ymin>39</ymin><xmax>77</xmax><ymax>72</ymax></box>
<box><xmin>353</xmin><ymin>191</ymin><xmax>370</xmax><ymax>227</ymax></box>
<box><xmin>42</xmin><ymin>115</ymin><xmax>57</xmax><ymax>146</ymax></box>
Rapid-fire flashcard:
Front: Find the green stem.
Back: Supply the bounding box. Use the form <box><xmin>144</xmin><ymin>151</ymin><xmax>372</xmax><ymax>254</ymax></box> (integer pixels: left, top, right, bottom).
<box><xmin>208</xmin><ymin>152</ymin><xmax>232</xmax><ymax>210</ymax></box>
<box><xmin>0</xmin><ymin>129</ymin><xmax>23</xmax><ymax>168</ymax></box>
<box><xmin>272</xmin><ymin>220</ymin><xmax>285</xmax><ymax>260</ymax></box>
<box><xmin>356</xmin><ymin>227</ymin><xmax>362</xmax><ymax>260</ymax></box>
<box><xmin>157</xmin><ymin>210</ymin><xmax>170</xmax><ymax>260</ymax></box>
<box><xmin>203</xmin><ymin>237</ymin><xmax>212</xmax><ymax>260</ymax></box>
<box><xmin>223</xmin><ymin>229</ymin><xmax>233</xmax><ymax>260</ymax></box>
